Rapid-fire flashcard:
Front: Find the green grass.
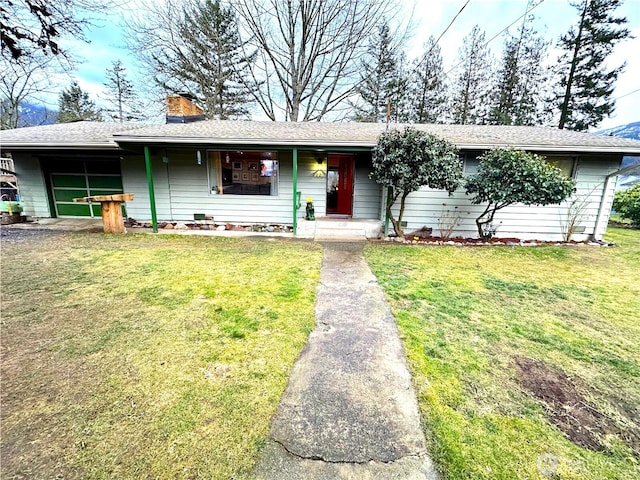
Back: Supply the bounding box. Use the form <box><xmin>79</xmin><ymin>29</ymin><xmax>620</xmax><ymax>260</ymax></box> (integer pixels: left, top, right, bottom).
<box><xmin>365</xmin><ymin>227</ymin><xmax>640</xmax><ymax>480</ymax></box>
<box><xmin>1</xmin><ymin>233</ymin><xmax>322</xmax><ymax>479</ymax></box>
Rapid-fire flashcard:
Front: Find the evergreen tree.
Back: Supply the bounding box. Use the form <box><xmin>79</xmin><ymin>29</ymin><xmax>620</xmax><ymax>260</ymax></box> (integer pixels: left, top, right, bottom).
<box><xmin>556</xmin><ymin>0</ymin><xmax>630</xmax><ymax>131</ymax></box>
<box><xmin>178</xmin><ymin>0</ymin><xmax>254</xmax><ymax>119</ymax></box>
<box><xmin>408</xmin><ymin>36</ymin><xmax>447</xmax><ymax>123</ymax></box>
<box><xmin>103</xmin><ymin>60</ymin><xmax>143</xmax><ymax>123</ymax></box>
<box><xmin>451</xmin><ymin>25</ymin><xmax>493</xmax><ymax>125</ymax></box>
<box><xmin>489</xmin><ymin>14</ymin><xmax>548</xmax><ymax>125</ymax></box>
<box><xmin>129</xmin><ymin>0</ymin><xmax>255</xmax><ymax>120</ymax></box>
<box><xmin>56</xmin><ymin>81</ymin><xmax>102</xmax><ymax>123</ymax></box>
<box><xmin>352</xmin><ymin>23</ymin><xmax>407</xmax><ymax>123</ymax></box>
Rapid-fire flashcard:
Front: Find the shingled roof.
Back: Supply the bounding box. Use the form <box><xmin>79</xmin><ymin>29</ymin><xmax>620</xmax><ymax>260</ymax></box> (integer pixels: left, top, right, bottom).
<box><xmin>3</xmin><ymin>120</ymin><xmax>640</xmax><ymax>155</ymax></box>
<box><xmin>0</xmin><ymin>122</ymin><xmax>147</xmax><ymax>149</ymax></box>
<box><xmin>113</xmin><ymin>121</ymin><xmax>640</xmax><ymax>154</ymax></box>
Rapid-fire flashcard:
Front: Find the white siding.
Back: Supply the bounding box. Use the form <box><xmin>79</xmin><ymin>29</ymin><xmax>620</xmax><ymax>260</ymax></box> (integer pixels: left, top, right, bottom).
<box><xmin>297</xmin><ymin>151</ymin><xmax>327</xmax><ymax>218</ymax></box>
<box><xmin>391</xmin><ymin>155</ymin><xmax>622</xmax><ymax>241</ymax></box>
<box><xmin>12</xmin><ymin>153</ymin><xmax>50</xmax><ymax>217</ymax></box>
<box><xmin>353</xmin><ymin>163</ymin><xmax>381</xmax><ymax>219</ymax></box>
<box><xmin>121</xmin><ymin>154</ymin><xmax>172</xmax><ymax>220</ymax></box>
<box><xmin>122</xmin><ymin>149</ymin><xmax>295</xmax><ymax>224</ymax></box>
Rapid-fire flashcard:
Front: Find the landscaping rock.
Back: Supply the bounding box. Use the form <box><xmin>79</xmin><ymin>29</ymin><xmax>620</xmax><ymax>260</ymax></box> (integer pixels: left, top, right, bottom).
<box><xmin>163</xmin><ymin>223</ymin><xmax>174</xmax><ymax>229</ymax></box>
<box><xmin>174</xmin><ymin>222</ymin><xmax>188</xmax><ymax>230</ymax></box>
<box><xmin>216</xmin><ymin>225</ymin><xmax>226</xmax><ymax>231</ymax></box>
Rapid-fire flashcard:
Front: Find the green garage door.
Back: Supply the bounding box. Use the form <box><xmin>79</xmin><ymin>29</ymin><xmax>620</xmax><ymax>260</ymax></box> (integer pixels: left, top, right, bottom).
<box><xmin>51</xmin><ymin>160</ymin><xmax>124</xmax><ymax>217</ymax></box>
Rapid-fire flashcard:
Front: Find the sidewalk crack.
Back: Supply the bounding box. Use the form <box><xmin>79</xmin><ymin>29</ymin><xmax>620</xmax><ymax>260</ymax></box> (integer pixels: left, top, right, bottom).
<box><xmin>270</xmin><ymin>438</ymin><xmax>426</xmax><ymax>466</ymax></box>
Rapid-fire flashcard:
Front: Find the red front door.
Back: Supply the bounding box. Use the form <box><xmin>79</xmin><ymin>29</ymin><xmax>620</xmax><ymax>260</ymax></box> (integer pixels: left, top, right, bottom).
<box><xmin>326</xmin><ymin>154</ymin><xmax>354</xmax><ymax>216</ymax></box>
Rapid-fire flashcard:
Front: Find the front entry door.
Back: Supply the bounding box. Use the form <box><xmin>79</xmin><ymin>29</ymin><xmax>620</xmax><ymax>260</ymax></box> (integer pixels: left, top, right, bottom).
<box><xmin>326</xmin><ymin>154</ymin><xmax>354</xmax><ymax>216</ymax></box>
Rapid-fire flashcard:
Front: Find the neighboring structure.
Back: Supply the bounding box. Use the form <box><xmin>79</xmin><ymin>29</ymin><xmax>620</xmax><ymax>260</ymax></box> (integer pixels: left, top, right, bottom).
<box><xmin>3</xmin><ymin>111</ymin><xmax>640</xmax><ymax>241</ymax></box>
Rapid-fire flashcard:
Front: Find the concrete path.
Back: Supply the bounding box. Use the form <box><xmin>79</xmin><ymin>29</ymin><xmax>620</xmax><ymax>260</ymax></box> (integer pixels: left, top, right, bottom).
<box><xmin>252</xmin><ymin>242</ymin><xmax>439</xmax><ymax>480</ymax></box>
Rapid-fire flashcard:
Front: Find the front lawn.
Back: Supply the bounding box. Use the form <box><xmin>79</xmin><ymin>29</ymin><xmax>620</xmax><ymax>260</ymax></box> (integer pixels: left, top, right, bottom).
<box><xmin>1</xmin><ymin>232</ymin><xmax>322</xmax><ymax>479</ymax></box>
<box><xmin>365</xmin><ymin>227</ymin><xmax>639</xmax><ymax>479</ymax></box>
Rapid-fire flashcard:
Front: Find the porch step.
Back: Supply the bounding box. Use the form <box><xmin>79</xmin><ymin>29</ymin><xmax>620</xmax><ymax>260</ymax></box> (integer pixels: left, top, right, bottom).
<box><xmin>298</xmin><ymin>218</ymin><xmax>383</xmax><ymax>240</ymax></box>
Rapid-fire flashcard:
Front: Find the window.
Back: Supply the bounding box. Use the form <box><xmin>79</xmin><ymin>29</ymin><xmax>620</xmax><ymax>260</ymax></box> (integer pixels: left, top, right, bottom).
<box><xmin>208</xmin><ymin>150</ymin><xmax>279</xmax><ymax>196</ymax></box>
<box><xmin>546</xmin><ymin>157</ymin><xmax>576</xmax><ymax>178</ymax></box>
<box><xmin>462</xmin><ymin>153</ymin><xmax>480</xmax><ymax>175</ymax></box>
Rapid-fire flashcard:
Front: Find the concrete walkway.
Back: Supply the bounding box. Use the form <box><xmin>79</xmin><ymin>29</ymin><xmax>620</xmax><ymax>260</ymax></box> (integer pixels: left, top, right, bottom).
<box><xmin>253</xmin><ymin>242</ymin><xmax>439</xmax><ymax>479</ymax></box>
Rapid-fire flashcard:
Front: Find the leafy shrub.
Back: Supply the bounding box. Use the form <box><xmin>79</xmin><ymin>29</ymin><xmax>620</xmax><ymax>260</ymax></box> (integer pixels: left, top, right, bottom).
<box><xmin>465</xmin><ymin>148</ymin><xmax>575</xmax><ymax>239</ymax></box>
<box><xmin>613</xmin><ymin>184</ymin><xmax>640</xmax><ymax>226</ymax></box>
<box><xmin>371</xmin><ymin>127</ymin><xmax>463</xmax><ymax>238</ymax></box>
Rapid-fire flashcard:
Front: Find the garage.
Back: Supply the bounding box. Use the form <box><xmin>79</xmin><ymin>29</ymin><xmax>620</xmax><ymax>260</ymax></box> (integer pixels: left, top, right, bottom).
<box><xmin>47</xmin><ymin>159</ymin><xmax>124</xmax><ymax>217</ymax></box>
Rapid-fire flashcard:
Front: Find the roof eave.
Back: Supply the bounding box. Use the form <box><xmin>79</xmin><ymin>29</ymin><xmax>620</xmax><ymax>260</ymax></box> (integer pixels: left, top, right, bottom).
<box><xmin>112</xmin><ymin>136</ymin><xmax>378</xmax><ymax>148</ymax></box>
<box><xmin>2</xmin><ymin>141</ymin><xmax>121</xmax><ymax>150</ymax></box>
<box><xmin>112</xmin><ymin>136</ymin><xmax>640</xmax><ymax>155</ymax></box>
<box><xmin>455</xmin><ymin>144</ymin><xmax>640</xmax><ymax>155</ymax></box>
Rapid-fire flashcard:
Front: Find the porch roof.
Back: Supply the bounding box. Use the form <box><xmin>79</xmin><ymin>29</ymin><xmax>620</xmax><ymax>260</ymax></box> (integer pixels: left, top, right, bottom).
<box><xmin>113</xmin><ymin>121</ymin><xmax>640</xmax><ymax>155</ymax></box>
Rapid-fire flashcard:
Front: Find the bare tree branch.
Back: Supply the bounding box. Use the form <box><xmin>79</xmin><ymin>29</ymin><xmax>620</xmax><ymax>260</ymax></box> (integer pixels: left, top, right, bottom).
<box><xmin>232</xmin><ymin>0</ymin><xmax>401</xmax><ymax>121</ymax></box>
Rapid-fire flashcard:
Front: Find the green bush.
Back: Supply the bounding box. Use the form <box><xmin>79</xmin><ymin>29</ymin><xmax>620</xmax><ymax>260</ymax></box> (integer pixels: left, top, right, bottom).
<box><xmin>465</xmin><ymin>148</ymin><xmax>575</xmax><ymax>239</ymax></box>
<box><xmin>371</xmin><ymin>127</ymin><xmax>462</xmax><ymax>238</ymax></box>
<box><xmin>613</xmin><ymin>183</ymin><xmax>640</xmax><ymax>225</ymax></box>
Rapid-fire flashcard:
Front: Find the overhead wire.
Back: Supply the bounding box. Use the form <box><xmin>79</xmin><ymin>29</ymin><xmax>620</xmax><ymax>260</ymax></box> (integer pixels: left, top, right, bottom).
<box><xmin>414</xmin><ymin>0</ymin><xmax>472</xmax><ymax>69</ymax></box>
<box><xmin>613</xmin><ymin>88</ymin><xmax>640</xmax><ymax>101</ymax></box>
<box><xmin>442</xmin><ymin>0</ymin><xmax>547</xmax><ymax>78</ymax></box>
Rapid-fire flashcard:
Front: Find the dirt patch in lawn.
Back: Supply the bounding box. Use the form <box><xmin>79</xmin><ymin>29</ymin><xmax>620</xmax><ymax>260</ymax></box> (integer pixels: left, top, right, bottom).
<box><xmin>514</xmin><ymin>356</ymin><xmax>640</xmax><ymax>454</ymax></box>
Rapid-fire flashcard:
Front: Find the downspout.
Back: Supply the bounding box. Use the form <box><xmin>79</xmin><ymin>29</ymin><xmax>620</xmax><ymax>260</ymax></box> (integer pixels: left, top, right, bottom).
<box><xmin>144</xmin><ymin>145</ymin><xmax>158</xmax><ymax>233</ymax></box>
<box><xmin>592</xmin><ymin>162</ymin><xmax>640</xmax><ymax>240</ymax></box>
<box><xmin>293</xmin><ymin>148</ymin><xmax>298</xmax><ymax>235</ymax></box>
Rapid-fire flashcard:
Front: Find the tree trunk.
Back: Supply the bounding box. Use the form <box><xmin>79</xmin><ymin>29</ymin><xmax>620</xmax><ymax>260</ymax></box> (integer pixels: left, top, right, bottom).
<box><xmin>558</xmin><ymin>0</ymin><xmax>587</xmax><ymax>130</ymax></box>
<box><xmin>475</xmin><ymin>202</ymin><xmax>499</xmax><ymax>239</ymax></box>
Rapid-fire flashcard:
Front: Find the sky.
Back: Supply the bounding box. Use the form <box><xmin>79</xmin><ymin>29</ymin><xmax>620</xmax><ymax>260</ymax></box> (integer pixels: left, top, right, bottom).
<box><xmin>54</xmin><ymin>0</ymin><xmax>640</xmax><ymax>130</ymax></box>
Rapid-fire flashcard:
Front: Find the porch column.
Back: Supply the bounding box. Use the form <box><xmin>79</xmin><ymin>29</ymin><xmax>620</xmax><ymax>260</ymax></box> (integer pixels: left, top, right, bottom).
<box><xmin>293</xmin><ymin>147</ymin><xmax>298</xmax><ymax>235</ymax></box>
<box><xmin>144</xmin><ymin>145</ymin><xmax>158</xmax><ymax>233</ymax></box>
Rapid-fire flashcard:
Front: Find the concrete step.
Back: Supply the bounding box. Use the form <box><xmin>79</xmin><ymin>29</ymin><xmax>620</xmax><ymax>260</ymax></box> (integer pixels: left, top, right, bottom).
<box><xmin>297</xmin><ymin>218</ymin><xmax>383</xmax><ymax>240</ymax></box>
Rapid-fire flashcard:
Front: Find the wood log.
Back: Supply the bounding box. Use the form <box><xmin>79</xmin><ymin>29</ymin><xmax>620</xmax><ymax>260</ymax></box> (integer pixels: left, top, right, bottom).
<box><xmin>72</xmin><ymin>193</ymin><xmax>133</xmax><ymax>234</ymax></box>
<box><xmin>101</xmin><ymin>201</ymin><xmax>125</xmax><ymax>234</ymax></box>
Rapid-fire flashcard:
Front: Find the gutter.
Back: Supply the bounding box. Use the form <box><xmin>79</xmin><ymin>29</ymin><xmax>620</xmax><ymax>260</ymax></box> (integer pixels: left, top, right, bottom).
<box><xmin>593</xmin><ymin>162</ymin><xmax>640</xmax><ymax>240</ymax></box>
<box><xmin>2</xmin><ymin>142</ymin><xmax>121</xmax><ymax>150</ymax></box>
<box><xmin>111</xmin><ymin>136</ymin><xmax>640</xmax><ymax>155</ymax></box>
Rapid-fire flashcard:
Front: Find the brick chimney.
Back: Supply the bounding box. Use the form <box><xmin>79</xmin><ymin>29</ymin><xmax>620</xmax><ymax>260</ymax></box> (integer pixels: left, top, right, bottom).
<box><xmin>166</xmin><ymin>93</ymin><xmax>206</xmax><ymax>123</ymax></box>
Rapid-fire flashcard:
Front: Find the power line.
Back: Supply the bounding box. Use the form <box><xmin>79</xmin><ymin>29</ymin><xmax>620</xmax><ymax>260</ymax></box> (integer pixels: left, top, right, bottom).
<box><xmin>613</xmin><ymin>88</ymin><xmax>640</xmax><ymax>101</ymax></box>
<box><xmin>414</xmin><ymin>0</ymin><xmax>471</xmax><ymax>70</ymax></box>
<box><xmin>442</xmin><ymin>0</ymin><xmax>547</xmax><ymax>78</ymax></box>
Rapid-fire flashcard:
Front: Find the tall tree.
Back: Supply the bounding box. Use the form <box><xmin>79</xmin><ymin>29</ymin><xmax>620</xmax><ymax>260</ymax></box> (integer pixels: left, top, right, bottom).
<box><xmin>556</xmin><ymin>0</ymin><xmax>630</xmax><ymax>131</ymax></box>
<box><xmin>232</xmin><ymin>0</ymin><xmax>401</xmax><ymax>121</ymax></box>
<box><xmin>351</xmin><ymin>23</ymin><xmax>407</xmax><ymax>123</ymax></box>
<box><xmin>1</xmin><ymin>0</ymin><xmax>117</xmax><ymax>65</ymax></box>
<box><xmin>489</xmin><ymin>13</ymin><xmax>548</xmax><ymax>125</ymax></box>
<box><xmin>408</xmin><ymin>36</ymin><xmax>447</xmax><ymax>123</ymax></box>
<box><xmin>103</xmin><ymin>60</ymin><xmax>143</xmax><ymax>123</ymax></box>
<box><xmin>1</xmin><ymin>53</ymin><xmax>60</xmax><ymax>129</ymax></box>
<box><xmin>450</xmin><ymin>25</ymin><xmax>493</xmax><ymax>125</ymax></box>
<box><xmin>56</xmin><ymin>81</ymin><xmax>102</xmax><ymax>123</ymax></box>
<box><xmin>125</xmin><ymin>0</ymin><xmax>255</xmax><ymax>120</ymax></box>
